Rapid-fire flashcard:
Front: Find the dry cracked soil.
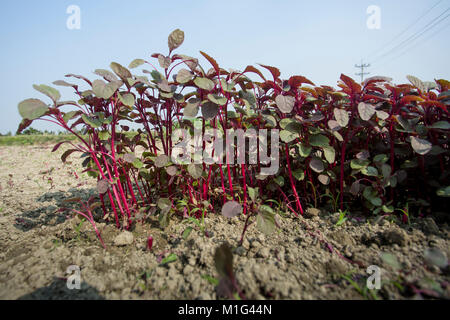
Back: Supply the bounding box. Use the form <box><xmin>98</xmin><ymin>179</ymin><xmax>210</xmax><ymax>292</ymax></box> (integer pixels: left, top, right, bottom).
<box><xmin>0</xmin><ymin>145</ymin><xmax>449</xmax><ymax>300</ymax></box>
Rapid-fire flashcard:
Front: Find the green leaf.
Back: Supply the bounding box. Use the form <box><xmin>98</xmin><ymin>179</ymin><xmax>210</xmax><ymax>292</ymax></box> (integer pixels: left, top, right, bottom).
<box><xmin>92</xmin><ymin>79</ymin><xmax>119</xmax><ymax>99</ymax></box>
<box><xmin>351</xmin><ymin>159</ymin><xmax>370</xmax><ymax>170</ymax></box>
<box><xmin>358</xmin><ymin>102</ymin><xmax>376</xmax><ymax>121</ymax></box>
<box><xmin>52</xmin><ymin>80</ymin><xmax>75</xmax><ymax>89</ymax></box>
<box><xmin>158</xmin><ymin>55</ymin><xmax>171</xmax><ymax>69</ymax></box>
<box><xmin>247</xmin><ymin>187</ymin><xmax>257</xmax><ymax>202</ymax></box>
<box><xmin>33</xmin><ymin>84</ymin><xmax>60</xmax><ymax>102</ymax></box>
<box><xmin>119</xmin><ymin>93</ymin><xmax>135</xmax><ymax>107</ymax></box>
<box><xmin>263</xmin><ymin>115</ymin><xmax>277</xmax><ymax>128</ymax></box>
<box><xmin>381</xmin><ymin>164</ymin><xmax>391</xmax><ymax>179</ymax></box>
<box><xmin>322</xmin><ymin>146</ymin><xmax>335</xmax><ymax>163</ymax></box>
<box><xmin>128</xmin><ymin>59</ymin><xmax>145</xmax><ymax>69</ymax></box>
<box><xmin>361</xmin><ymin>166</ymin><xmax>378</xmax><ymax>177</ymax></box>
<box><xmin>363</xmin><ymin>186</ymin><xmax>376</xmax><ymax>200</ymax></box>
<box><xmin>274</xmin><ymin>176</ymin><xmax>285</xmax><ymax>187</ymax></box>
<box><xmin>333</xmin><ymin>131</ymin><xmax>343</xmax><ymax>142</ymax></box>
<box><xmin>157</xmin><ymin>79</ymin><xmax>172</xmax><ymax>93</ymax></box>
<box><xmin>194</xmin><ymin>77</ymin><xmax>215</xmax><ymax>91</ymax></box>
<box><xmin>188</xmin><ymin>163</ymin><xmax>203</xmax><ymax>179</ymax></box>
<box><xmin>63</xmin><ymin>111</ymin><xmax>78</xmax><ymax>123</ymax></box>
<box><xmin>257</xmin><ymin>205</ymin><xmax>276</xmax><ymax>235</ymax></box>
<box><xmin>373</xmin><ymin>154</ymin><xmax>388</xmax><ymax>163</ymax></box>
<box><xmin>94</xmin><ymin>69</ymin><xmax>119</xmax><ymax>81</ymax></box>
<box><xmin>376</xmin><ymin>110</ymin><xmax>389</xmax><ymax>120</ymax></box>
<box><xmin>318</xmin><ymin>174</ymin><xmax>330</xmax><ymax>185</ymax></box>
<box><xmin>328</xmin><ymin>120</ymin><xmax>341</xmax><ymax>131</ymax></box>
<box><xmin>395</xmin><ymin>115</ymin><xmax>414</xmax><ymax>132</ymax></box>
<box><xmin>309</xmin><ymin>157</ymin><xmax>324</xmax><ymax>173</ymax></box>
<box><xmin>155</xmin><ymin>154</ymin><xmax>169</xmax><ymax>168</ymax></box>
<box><xmin>176</xmin><ymin>68</ymin><xmax>193</xmax><ymax>84</ymax></box>
<box><xmin>293</xmin><ymin>169</ymin><xmax>305</xmax><ymax>181</ymax></box>
<box><xmin>297</xmin><ymin>143</ymin><xmax>312</xmax><ymax>157</ymax></box>
<box><xmin>284</xmin><ymin>119</ymin><xmax>302</xmax><ymax>133</ymax></box>
<box><xmin>280</xmin><ymin>130</ymin><xmax>297</xmax><ymax>143</ymax></box>
<box><xmin>334</xmin><ymin>108</ymin><xmax>349</xmax><ymax>127</ymax></box>
<box><xmin>132</xmin><ymin>158</ymin><xmax>143</xmax><ymax>169</ymax></box>
<box><xmin>201</xmin><ymin>274</ymin><xmax>219</xmax><ymax>286</ymax></box>
<box><xmin>184</xmin><ymin>99</ymin><xmax>200</xmax><ymax>118</ymax></box>
<box><xmin>18</xmin><ymin>99</ymin><xmax>49</xmax><ymax>120</ymax></box>
<box><xmin>98</xmin><ymin>131</ymin><xmax>110</xmax><ymax>140</ymax></box>
<box><xmin>410</xmin><ymin>136</ymin><xmax>432</xmax><ymax>155</ymax></box>
<box><xmin>110</xmin><ymin>62</ymin><xmax>132</xmax><ymax>80</ymax></box>
<box><xmin>275</xmin><ymin>94</ymin><xmax>295</xmax><ymax>113</ymax></box>
<box><xmin>239</xmin><ymin>91</ymin><xmax>256</xmax><ymax>107</ymax></box>
<box><xmin>168</xmin><ymin>29</ymin><xmax>185</xmax><ymax>52</ymax></box>
<box><xmin>428</xmin><ymin>121</ymin><xmax>450</xmax><ymax>130</ymax></box>
<box><xmin>406</xmin><ymin>75</ymin><xmax>425</xmax><ymax>92</ymax></box>
<box><xmin>157</xmin><ymin>198</ymin><xmax>172</xmax><ymax>210</ymax></box>
<box><xmin>208</xmin><ymin>93</ymin><xmax>227</xmax><ymax>105</ymax></box>
<box><xmin>166</xmin><ymin>166</ymin><xmax>177</xmax><ymax>176</ymax></box>
<box><xmin>182</xmin><ymin>227</ymin><xmax>193</xmax><ymax>240</ymax></box>
<box><xmin>280</xmin><ymin>118</ymin><xmax>293</xmax><ymax>129</ymax></box>
<box><xmin>309</xmin><ymin>134</ymin><xmax>330</xmax><ymax>147</ymax></box>
<box><xmin>220</xmin><ymin>79</ymin><xmax>235</xmax><ymax>92</ymax></box>
<box><xmin>436</xmin><ymin>186</ymin><xmax>450</xmax><ymax>197</ymax></box>
<box><xmin>350</xmin><ymin>181</ymin><xmax>360</xmax><ymax>195</ymax></box>
<box><xmin>201</xmin><ymin>102</ymin><xmax>219</xmax><ymax>120</ymax></box>
<box><xmin>370</xmin><ymin>197</ymin><xmax>382</xmax><ymax>206</ymax></box>
<box><xmin>160</xmin><ymin>253</ymin><xmax>177</xmax><ymax>265</ymax></box>
<box><xmin>81</xmin><ymin>114</ymin><xmax>102</xmax><ymax>128</ymax></box>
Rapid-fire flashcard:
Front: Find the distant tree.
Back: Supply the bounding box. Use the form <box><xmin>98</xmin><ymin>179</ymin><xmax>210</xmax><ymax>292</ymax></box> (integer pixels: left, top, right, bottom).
<box><xmin>20</xmin><ymin>127</ymin><xmax>44</xmax><ymax>135</ymax></box>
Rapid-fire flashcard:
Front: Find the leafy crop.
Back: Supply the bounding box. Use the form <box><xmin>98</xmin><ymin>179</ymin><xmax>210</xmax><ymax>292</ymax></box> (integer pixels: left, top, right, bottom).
<box><xmin>17</xmin><ymin>29</ymin><xmax>449</xmax><ymax>246</ymax></box>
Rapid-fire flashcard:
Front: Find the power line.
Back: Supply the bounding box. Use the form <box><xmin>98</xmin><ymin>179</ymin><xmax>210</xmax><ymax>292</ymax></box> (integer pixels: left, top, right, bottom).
<box><xmin>380</xmin><ymin>20</ymin><xmax>450</xmax><ymax>67</ymax></box>
<box><xmin>373</xmin><ymin>9</ymin><xmax>450</xmax><ymax>64</ymax></box>
<box><xmin>366</xmin><ymin>0</ymin><xmax>444</xmax><ymax>61</ymax></box>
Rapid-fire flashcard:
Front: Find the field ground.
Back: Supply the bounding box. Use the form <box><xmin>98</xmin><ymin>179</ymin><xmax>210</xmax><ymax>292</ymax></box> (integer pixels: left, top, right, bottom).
<box><xmin>0</xmin><ymin>145</ymin><xmax>449</xmax><ymax>299</ymax></box>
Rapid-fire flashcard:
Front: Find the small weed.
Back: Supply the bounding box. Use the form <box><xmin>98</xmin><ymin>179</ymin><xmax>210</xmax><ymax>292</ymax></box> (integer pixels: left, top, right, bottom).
<box><xmin>341</xmin><ymin>272</ymin><xmax>379</xmax><ymax>300</ymax></box>
<box><xmin>201</xmin><ymin>274</ymin><xmax>219</xmax><ymax>286</ymax></box>
<box><xmin>335</xmin><ymin>209</ymin><xmax>348</xmax><ymax>227</ymax></box>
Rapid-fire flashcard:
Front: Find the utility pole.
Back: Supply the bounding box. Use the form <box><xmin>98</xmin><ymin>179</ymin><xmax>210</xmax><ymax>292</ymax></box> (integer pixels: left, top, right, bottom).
<box><xmin>355</xmin><ymin>60</ymin><xmax>370</xmax><ymax>83</ymax></box>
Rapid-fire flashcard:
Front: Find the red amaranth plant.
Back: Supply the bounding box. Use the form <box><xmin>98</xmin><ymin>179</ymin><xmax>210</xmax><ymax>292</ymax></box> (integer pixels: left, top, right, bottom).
<box><xmin>17</xmin><ymin>29</ymin><xmax>450</xmax><ymax>247</ymax></box>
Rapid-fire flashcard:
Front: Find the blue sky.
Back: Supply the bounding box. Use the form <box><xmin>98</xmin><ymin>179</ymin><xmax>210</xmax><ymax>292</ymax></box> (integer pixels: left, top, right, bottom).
<box><xmin>0</xmin><ymin>0</ymin><xmax>449</xmax><ymax>134</ymax></box>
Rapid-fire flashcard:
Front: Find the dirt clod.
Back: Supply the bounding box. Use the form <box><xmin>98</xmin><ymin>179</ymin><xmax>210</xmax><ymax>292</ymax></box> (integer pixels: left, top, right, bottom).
<box><xmin>305</xmin><ymin>208</ymin><xmax>321</xmax><ymax>219</ymax></box>
<box><xmin>0</xmin><ymin>146</ymin><xmax>449</xmax><ymax>300</ymax></box>
<box><xmin>383</xmin><ymin>228</ymin><xmax>409</xmax><ymax>247</ymax></box>
<box><xmin>113</xmin><ymin>231</ymin><xmax>134</xmax><ymax>246</ymax></box>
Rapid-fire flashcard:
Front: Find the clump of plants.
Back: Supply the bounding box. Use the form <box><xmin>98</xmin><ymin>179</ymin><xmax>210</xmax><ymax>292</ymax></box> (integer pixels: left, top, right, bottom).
<box><xmin>17</xmin><ymin>29</ymin><xmax>449</xmax><ymax>245</ymax></box>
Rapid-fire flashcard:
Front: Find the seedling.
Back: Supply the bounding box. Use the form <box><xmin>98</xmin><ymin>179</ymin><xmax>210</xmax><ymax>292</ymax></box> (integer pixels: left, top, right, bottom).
<box><xmin>74</xmin><ymin>217</ymin><xmax>85</xmax><ymax>242</ymax></box>
<box><xmin>160</xmin><ymin>253</ymin><xmax>177</xmax><ymax>266</ymax></box>
<box><xmin>335</xmin><ymin>209</ymin><xmax>348</xmax><ymax>227</ymax></box>
<box><xmin>214</xmin><ymin>243</ymin><xmax>245</xmax><ymax>300</ymax></box>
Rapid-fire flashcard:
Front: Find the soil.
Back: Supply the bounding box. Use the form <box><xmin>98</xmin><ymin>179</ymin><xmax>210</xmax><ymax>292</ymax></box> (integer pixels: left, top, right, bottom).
<box><xmin>0</xmin><ymin>145</ymin><xmax>449</xmax><ymax>300</ymax></box>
